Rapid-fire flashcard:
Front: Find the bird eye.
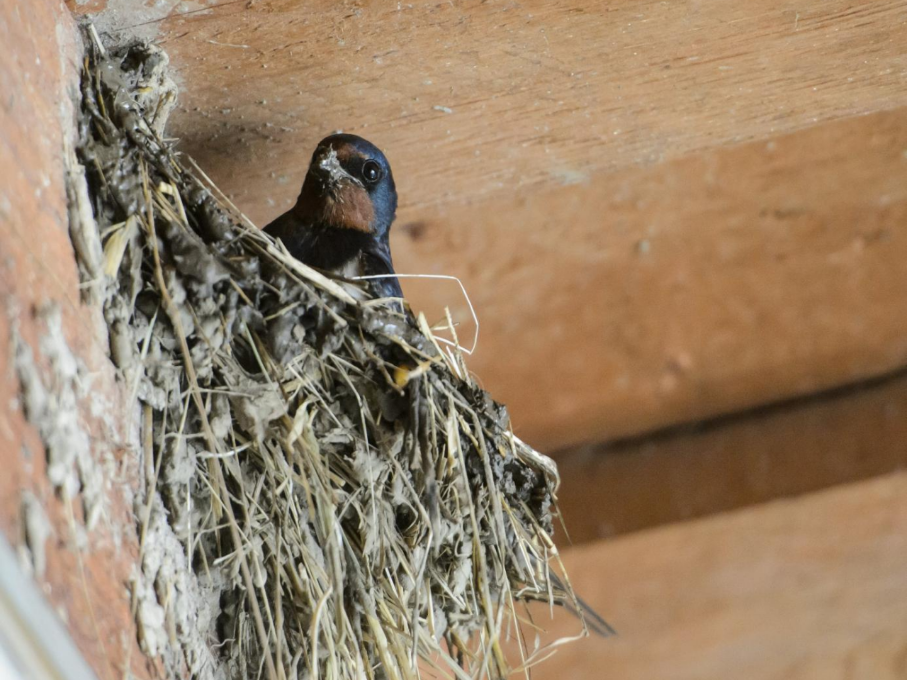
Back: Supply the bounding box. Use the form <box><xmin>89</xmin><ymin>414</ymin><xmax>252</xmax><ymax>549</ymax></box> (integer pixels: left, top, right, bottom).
<box><xmin>362</xmin><ymin>159</ymin><xmax>383</xmax><ymax>184</ymax></box>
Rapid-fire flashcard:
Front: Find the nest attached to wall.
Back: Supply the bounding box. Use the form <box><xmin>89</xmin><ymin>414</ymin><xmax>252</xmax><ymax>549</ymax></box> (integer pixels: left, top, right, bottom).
<box><xmin>70</xmin><ymin>32</ymin><xmax>589</xmax><ymax>679</ymax></box>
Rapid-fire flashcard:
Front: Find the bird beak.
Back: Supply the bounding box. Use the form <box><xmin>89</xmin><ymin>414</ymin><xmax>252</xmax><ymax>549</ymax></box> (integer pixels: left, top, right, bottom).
<box><xmin>313</xmin><ymin>146</ymin><xmax>362</xmax><ymax>195</ymax></box>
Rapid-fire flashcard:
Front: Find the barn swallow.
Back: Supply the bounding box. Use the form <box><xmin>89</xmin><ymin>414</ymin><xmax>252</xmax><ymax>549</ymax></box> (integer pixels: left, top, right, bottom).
<box><xmin>263</xmin><ymin>133</ymin><xmax>403</xmax><ymax>304</ymax></box>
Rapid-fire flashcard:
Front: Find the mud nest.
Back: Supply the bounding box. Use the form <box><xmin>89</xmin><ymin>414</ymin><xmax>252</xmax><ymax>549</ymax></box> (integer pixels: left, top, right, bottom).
<box><xmin>69</xmin><ymin>32</ymin><xmax>591</xmax><ymax>679</ymax></box>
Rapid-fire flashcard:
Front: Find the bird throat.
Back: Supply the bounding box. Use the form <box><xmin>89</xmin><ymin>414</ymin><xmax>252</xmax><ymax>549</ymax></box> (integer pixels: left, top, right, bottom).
<box><xmin>295</xmin><ymin>174</ymin><xmax>375</xmax><ymax>234</ymax></box>
<box><xmin>321</xmin><ymin>187</ymin><xmax>375</xmax><ymax>233</ymax></box>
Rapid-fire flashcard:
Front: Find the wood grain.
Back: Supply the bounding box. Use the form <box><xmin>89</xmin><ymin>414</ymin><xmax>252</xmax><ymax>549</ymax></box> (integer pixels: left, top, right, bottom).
<box><xmin>554</xmin><ymin>373</ymin><xmax>906</xmax><ymax>544</ymax></box>
<box><xmin>517</xmin><ymin>473</ymin><xmax>907</xmax><ymax>679</ymax></box>
<box><xmin>396</xmin><ymin>110</ymin><xmax>906</xmax><ymax>448</ymax></box>
<box><xmin>156</xmin><ymin>0</ymin><xmax>907</xmax><ymax>219</ymax></box>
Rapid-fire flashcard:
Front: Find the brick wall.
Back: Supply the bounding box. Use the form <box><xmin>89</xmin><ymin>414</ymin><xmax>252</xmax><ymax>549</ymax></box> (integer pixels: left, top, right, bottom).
<box><xmin>0</xmin><ymin>2</ymin><xmax>153</xmax><ymax>676</ymax></box>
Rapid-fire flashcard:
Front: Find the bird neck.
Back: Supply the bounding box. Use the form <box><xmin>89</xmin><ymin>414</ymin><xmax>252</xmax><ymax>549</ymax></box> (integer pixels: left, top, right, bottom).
<box><xmin>294</xmin><ymin>176</ymin><xmax>378</xmax><ymax>234</ymax></box>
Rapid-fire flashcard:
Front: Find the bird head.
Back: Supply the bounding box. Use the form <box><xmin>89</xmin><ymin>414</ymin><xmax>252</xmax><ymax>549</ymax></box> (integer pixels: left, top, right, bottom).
<box><xmin>297</xmin><ymin>133</ymin><xmax>397</xmax><ymax>238</ymax></box>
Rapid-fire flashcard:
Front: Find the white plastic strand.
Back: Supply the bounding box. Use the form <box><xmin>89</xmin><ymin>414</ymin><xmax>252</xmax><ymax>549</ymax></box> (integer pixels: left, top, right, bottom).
<box><xmin>353</xmin><ymin>273</ymin><xmax>480</xmax><ymax>355</ymax></box>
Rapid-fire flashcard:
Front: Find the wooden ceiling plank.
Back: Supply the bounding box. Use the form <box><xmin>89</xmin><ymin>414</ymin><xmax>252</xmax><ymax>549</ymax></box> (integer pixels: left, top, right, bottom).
<box><xmin>518</xmin><ymin>472</ymin><xmax>907</xmax><ymax>679</ymax></box>
<box><xmin>398</xmin><ymin>109</ymin><xmax>907</xmax><ymax>448</ymax></box>
<box><xmin>554</xmin><ymin>373</ymin><xmax>906</xmax><ymax>544</ymax></box>
<box><xmin>152</xmin><ymin>0</ymin><xmax>907</xmax><ymax>218</ymax></box>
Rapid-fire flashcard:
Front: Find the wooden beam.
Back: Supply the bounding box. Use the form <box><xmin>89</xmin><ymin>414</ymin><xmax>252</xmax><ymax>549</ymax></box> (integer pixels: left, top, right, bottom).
<box><xmin>152</xmin><ymin>0</ymin><xmax>906</xmax><ymax>219</ymax></box>
<box><xmin>554</xmin><ymin>373</ymin><xmax>906</xmax><ymax>544</ymax></box>
<box><xmin>399</xmin><ymin>110</ymin><xmax>906</xmax><ymax>448</ymax></box>
<box><xmin>517</xmin><ymin>473</ymin><xmax>906</xmax><ymax>679</ymax></box>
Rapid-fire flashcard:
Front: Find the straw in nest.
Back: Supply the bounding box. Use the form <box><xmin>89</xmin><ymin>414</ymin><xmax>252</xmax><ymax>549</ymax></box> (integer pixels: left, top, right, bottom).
<box><xmin>67</xmin><ymin>31</ymin><xmax>602</xmax><ymax>680</ymax></box>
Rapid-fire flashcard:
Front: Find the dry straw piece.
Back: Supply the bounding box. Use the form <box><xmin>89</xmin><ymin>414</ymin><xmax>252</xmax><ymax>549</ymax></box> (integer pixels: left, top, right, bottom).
<box><xmin>70</xmin><ymin>32</ymin><xmax>594</xmax><ymax>679</ymax></box>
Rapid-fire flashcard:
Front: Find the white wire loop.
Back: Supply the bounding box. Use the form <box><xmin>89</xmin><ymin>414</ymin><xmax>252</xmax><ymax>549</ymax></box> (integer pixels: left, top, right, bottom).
<box><xmin>352</xmin><ymin>273</ymin><xmax>479</xmax><ymax>356</ymax></box>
